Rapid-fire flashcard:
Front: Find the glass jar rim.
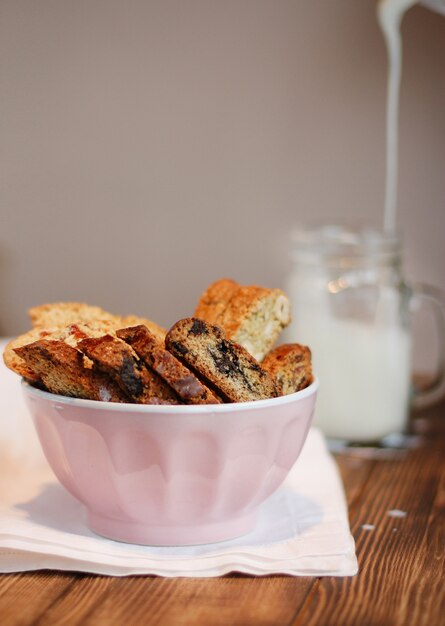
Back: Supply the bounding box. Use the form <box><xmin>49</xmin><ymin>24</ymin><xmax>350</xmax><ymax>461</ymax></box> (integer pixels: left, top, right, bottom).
<box><xmin>290</xmin><ymin>224</ymin><xmax>401</xmax><ymax>267</ymax></box>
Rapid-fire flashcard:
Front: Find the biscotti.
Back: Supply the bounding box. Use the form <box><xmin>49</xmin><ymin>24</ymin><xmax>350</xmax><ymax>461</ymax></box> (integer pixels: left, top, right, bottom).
<box><xmin>193</xmin><ymin>279</ymin><xmax>239</xmax><ymax>326</ymax></box>
<box><xmin>165</xmin><ymin>318</ymin><xmax>278</xmax><ymax>402</ymax></box>
<box><xmin>117</xmin><ymin>325</ymin><xmax>221</xmax><ymax>405</ymax></box>
<box><xmin>194</xmin><ymin>279</ymin><xmax>291</xmax><ymax>361</ymax></box>
<box><xmin>262</xmin><ymin>344</ymin><xmax>313</xmax><ymax>395</ymax></box>
<box><xmin>78</xmin><ymin>335</ymin><xmax>177</xmax><ymax>403</ymax></box>
<box><xmin>4</xmin><ymin>327</ymin><xmax>63</xmax><ymax>381</ymax></box>
<box><xmin>4</xmin><ymin>321</ymin><xmax>120</xmax><ymax>381</ymax></box>
<box><xmin>118</xmin><ymin>316</ymin><xmax>166</xmax><ymax>343</ymax></box>
<box><xmin>4</xmin><ymin>282</ymin><xmax>311</xmax><ymax>405</ymax></box>
<box><xmin>28</xmin><ymin>302</ymin><xmax>166</xmax><ymax>342</ymax></box>
<box><xmin>29</xmin><ymin>303</ymin><xmax>118</xmax><ymax>329</ymax></box>
<box><xmin>14</xmin><ymin>340</ymin><xmax>128</xmax><ymax>402</ymax></box>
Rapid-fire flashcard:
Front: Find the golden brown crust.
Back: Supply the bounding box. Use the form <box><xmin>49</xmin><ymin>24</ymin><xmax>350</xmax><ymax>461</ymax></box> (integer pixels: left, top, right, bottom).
<box><xmin>56</xmin><ymin>321</ymin><xmax>118</xmax><ymax>347</ymax></box>
<box><xmin>194</xmin><ymin>279</ymin><xmax>239</xmax><ymax>325</ymax></box>
<box><xmin>119</xmin><ymin>316</ymin><xmax>165</xmax><ymax>342</ymax></box>
<box><xmin>14</xmin><ymin>340</ymin><xmax>128</xmax><ymax>402</ymax></box>
<box><xmin>6</xmin><ymin>293</ymin><xmax>298</xmax><ymax>404</ymax></box>
<box><xmin>262</xmin><ymin>344</ymin><xmax>313</xmax><ymax>395</ymax></box>
<box><xmin>3</xmin><ymin>320</ymin><xmax>126</xmax><ymax>382</ymax></box>
<box><xmin>28</xmin><ymin>302</ymin><xmax>166</xmax><ymax>342</ymax></box>
<box><xmin>194</xmin><ymin>280</ymin><xmax>291</xmax><ymax>362</ymax></box>
<box><xmin>165</xmin><ymin>318</ymin><xmax>278</xmax><ymax>402</ymax></box>
<box><xmin>117</xmin><ymin>325</ymin><xmax>221</xmax><ymax>405</ymax></box>
<box><xmin>78</xmin><ymin>335</ymin><xmax>177</xmax><ymax>403</ymax></box>
<box><xmin>218</xmin><ymin>286</ymin><xmax>269</xmax><ymax>337</ymax></box>
<box><xmin>3</xmin><ymin>327</ymin><xmax>62</xmax><ymax>380</ymax></box>
<box><xmin>29</xmin><ymin>303</ymin><xmax>117</xmax><ymax>329</ymax></box>
<box><xmin>4</xmin><ymin>304</ymin><xmax>165</xmax><ymax>403</ymax></box>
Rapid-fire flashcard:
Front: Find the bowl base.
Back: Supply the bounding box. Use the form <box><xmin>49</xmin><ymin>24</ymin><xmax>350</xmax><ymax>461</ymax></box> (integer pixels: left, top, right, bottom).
<box><xmin>87</xmin><ymin>510</ymin><xmax>258</xmax><ymax>546</ymax></box>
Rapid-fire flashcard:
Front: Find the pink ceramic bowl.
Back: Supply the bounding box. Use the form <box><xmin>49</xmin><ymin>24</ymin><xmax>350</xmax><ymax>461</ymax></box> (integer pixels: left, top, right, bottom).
<box><xmin>22</xmin><ymin>379</ymin><xmax>318</xmax><ymax>546</ymax></box>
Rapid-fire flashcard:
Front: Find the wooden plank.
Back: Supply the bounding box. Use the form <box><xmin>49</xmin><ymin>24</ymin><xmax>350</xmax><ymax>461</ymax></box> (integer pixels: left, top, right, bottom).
<box><xmin>336</xmin><ymin>453</ymin><xmax>377</xmax><ymax>509</ymax></box>
<box><xmin>412</xmin><ymin>463</ymin><xmax>445</xmax><ymax>624</ymax></box>
<box><xmin>32</xmin><ymin>574</ymin><xmax>113</xmax><ymax>626</ymax></box>
<box><xmin>0</xmin><ymin>571</ymin><xmax>74</xmax><ymax>626</ymax></box>
<box><xmin>290</xmin><ymin>440</ymin><xmax>445</xmax><ymax>626</ymax></box>
<box><xmin>79</xmin><ymin>575</ymin><xmax>315</xmax><ymax>626</ymax></box>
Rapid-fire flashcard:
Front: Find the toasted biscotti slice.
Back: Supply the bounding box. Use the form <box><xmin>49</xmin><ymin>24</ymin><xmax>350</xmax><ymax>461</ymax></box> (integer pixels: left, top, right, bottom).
<box><xmin>218</xmin><ymin>286</ymin><xmax>291</xmax><ymax>361</ymax></box>
<box><xmin>194</xmin><ymin>280</ymin><xmax>291</xmax><ymax>361</ymax></box>
<box><xmin>3</xmin><ymin>327</ymin><xmax>62</xmax><ymax>380</ymax></box>
<box><xmin>57</xmin><ymin>321</ymin><xmax>118</xmax><ymax>349</ymax></box>
<box><xmin>14</xmin><ymin>340</ymin><xmax>128</xmax><ymax>402</ymax></box>
<box><xmin>262</xmin><ymin>344</ymin><xmax>313</xmax><ymax>395</ymax></box>
<box><xmin>3</xmin><ymin>321</ymin><xmax>121</xmax><ymax>381</ymax></box>
<box><xmin>29</xmin><ymin>302</ymin><xmax>166</xmax><ymax>342</ymax></box>
<box><xmin>29</xmin><ymin>303</ymin><xmax>118</xmax><ymax>329</ymax></box>
<box><xmin>194</xmin><ymin>279</ymin><xmax>239</xmax><ymax>326</ymax></box>
<box><xmin>119</xmin><ymin>316</ymin><xmax>166</xmax><ymax>342</ymax></box>
<box><xmin>165</xmin><ymin>318</ymin><xmax>278</xmax><ymax>403</ymax></box>
<box><xmin>78</xmin><ymin>335</ymin><xmax>178</xmax><ymax>404</ymax></box>
<box><xmin>117</xmin><ymin>325</ymin><xmax>221</xmax><ymax>405</ymax></box>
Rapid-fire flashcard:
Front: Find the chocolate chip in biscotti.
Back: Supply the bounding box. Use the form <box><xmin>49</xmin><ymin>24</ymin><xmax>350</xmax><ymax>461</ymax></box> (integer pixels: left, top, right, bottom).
<box><xmin>117</xmin><ymin>325</ymin><xmax>221</xmax><ymax>405</ymax></box>
<box><xmin>165</xmin><ymin>318</ymin><xmax>278</xmax><ymax>403</ymax></box>
<box><xmin>262</xmin><ymin>344</ymin><xmax>313</xmax><ymax>395</ymax></box>
<box><xmin>78</xmin><ymin>335</ymin><xmax>178</xmax><ymax>404</ymax></box>
<box><xmin>170</xmin><ymin>341</ymin><xmax>189</xmax><ymax>356</ymax></box>
<box><xmin>189</xmin><ymin>318</ymin><xmax>209</xmax><ymax>336</ymax></box>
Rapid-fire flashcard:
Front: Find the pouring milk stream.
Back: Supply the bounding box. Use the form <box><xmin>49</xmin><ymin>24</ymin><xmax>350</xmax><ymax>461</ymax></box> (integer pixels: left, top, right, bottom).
<box><xmin>378</xmin><ymin>0</ymin><xmax>445</xmax><ymax>233</ymax></box>
<box><xmin>286</xmin><ymin>0</ymin><xmax>445</xmax><ymax>443</ymax></box>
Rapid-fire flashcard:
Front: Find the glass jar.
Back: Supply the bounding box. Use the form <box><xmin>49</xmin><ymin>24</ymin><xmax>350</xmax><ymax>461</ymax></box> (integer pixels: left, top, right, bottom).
<box><xmin>285</xmin><ymin>224</ymin><xmax>445</xmax><ymax>443</ymax></box>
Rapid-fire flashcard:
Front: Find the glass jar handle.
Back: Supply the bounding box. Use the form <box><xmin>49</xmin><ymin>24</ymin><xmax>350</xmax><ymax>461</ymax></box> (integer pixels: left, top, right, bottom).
<box><xmin>410</xmin><ymin>282</ymin><xmax>445</xmax><ymax>404</ymax></box>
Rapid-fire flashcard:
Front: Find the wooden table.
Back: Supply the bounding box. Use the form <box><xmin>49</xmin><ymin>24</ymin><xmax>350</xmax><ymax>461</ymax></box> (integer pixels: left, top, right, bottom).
<box><xmin>1</xmin><ymin>400</ymin><xmax>444</xmax><ymax>626</ymax></box>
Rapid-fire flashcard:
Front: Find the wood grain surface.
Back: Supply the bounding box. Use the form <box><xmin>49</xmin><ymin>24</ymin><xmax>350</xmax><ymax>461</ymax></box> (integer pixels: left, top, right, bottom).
<box><xmin>1</xmin><ymin>401</ymin><xmax>444</xmax><ymax>626</ymax></box>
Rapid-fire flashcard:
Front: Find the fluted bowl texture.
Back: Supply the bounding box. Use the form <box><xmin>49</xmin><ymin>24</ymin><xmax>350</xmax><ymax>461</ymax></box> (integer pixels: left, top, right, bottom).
<box><xmin>22</xmin><ymin>379</ymin><xmax>318</xmax><ymax>546</ymax></box>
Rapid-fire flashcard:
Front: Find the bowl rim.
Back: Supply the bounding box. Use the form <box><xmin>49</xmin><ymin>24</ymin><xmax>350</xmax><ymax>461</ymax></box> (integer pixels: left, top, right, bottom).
<box><xmin>21</xmin><ymin>377</ymin><xmax>319</xmax><ymax>414</ymax></box>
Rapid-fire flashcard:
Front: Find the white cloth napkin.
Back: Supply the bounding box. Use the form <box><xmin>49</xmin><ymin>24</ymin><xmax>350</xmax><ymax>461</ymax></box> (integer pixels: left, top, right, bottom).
<box><xmin>0</xmin><ymin>340</ymin><xmax>357</xmax><ymax>577</ymax></box>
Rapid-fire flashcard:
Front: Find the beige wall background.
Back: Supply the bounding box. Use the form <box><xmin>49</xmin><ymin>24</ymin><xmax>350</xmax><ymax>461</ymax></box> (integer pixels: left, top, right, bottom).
<box><xmin>1</xmin><ymin>0</ymin><xmax>444</xmax><ymax>336</ymax></box>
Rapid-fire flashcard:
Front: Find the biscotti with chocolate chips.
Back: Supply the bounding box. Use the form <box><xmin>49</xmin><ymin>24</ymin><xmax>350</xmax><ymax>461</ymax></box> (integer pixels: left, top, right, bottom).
<box><xmin>78</xmin><ymin>335</ymin><xmax>177</xmax><ymax>403</ymax></box>
<box><xmin>262</xmin><ymin>344</ymin><xmax>313</xmax><ymax>395</ymax></box>
<box><xmin>4</xmin><ymin>327</ymin><xmax>63</xmax><ymax>381</ymax></box>
<box><xmin>14</xmin><ymin>339</ymin><xmax>128</xmax><ymax>402</ymax></box>
<box><xmin>3</xmin><ymin>321</ymin><xmax>117</xmax><ymax>381</ymax></box>
<box><xmin>117</xmin><ymin>325</ymin><xmax>221</xmax><ymax>405</ymax></box>
<box><xmin>165</xmin><ymin>318</ymin><xmax>278</xmax><ymax>402</ymax></box>
<box><xmin>194</xmin><ymin>279</ymin><xmax>291</xmax><ymax>361</ymax></box>
<box><xmin>3</xmin><ymin>283</ymin><xmax>310</xmax><ymax>405</ymax></box>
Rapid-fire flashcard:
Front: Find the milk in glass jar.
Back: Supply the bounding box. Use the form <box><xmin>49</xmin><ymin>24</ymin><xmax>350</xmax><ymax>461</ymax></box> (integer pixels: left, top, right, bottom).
<box><xmin>285</xmin><ymin>225</ymin><xmax>445</xmax><ymax>443</ymax></box>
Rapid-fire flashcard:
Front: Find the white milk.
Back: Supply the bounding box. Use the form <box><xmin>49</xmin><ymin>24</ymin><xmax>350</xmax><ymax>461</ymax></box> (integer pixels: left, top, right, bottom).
<box><xmin>378</xmin><ymin>0</ymin><xmax>445</xmax><ymax>232</ymax></box>
<box><xmin>300</xmin><ymin>315</ymin><xmax>411</xmax><ymax>441</ymax></box>
<box><xmin>286</xmin><ymin>265</ymin><xmax>412</xmax><ymax>442</ymax></box>
<box><xmin>378</xmin><ymin>0</ymin><xmax>417</xmax><ymax>233</ymax></box>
